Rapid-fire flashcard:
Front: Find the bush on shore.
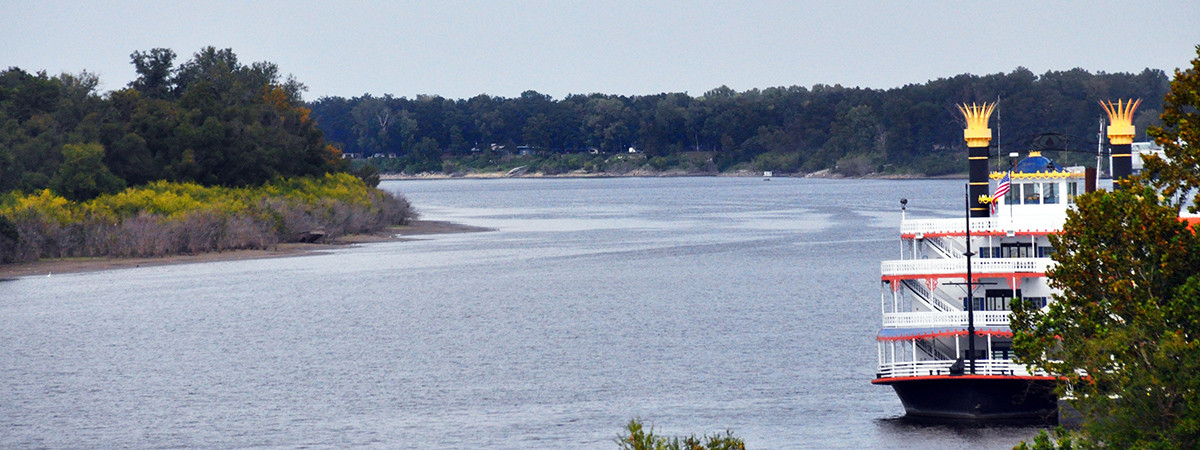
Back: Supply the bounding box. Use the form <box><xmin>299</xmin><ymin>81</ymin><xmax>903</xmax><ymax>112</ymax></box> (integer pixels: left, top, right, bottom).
<box><xmin>0</xmin><ymin>173</ymin><xmax>415</xmax><ymax>263</ymax></box>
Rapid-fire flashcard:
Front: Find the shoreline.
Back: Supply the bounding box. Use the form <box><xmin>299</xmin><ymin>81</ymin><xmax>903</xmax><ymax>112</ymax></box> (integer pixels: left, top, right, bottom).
<box><xmin>379</xmin><ymin>171</ymin><xmax>968</xmax><ymax>181</ymax></box>
<box><xmin>0</xmin><ymin>220</ymin><xmax>493</xmax><ymax>280</ymax></box>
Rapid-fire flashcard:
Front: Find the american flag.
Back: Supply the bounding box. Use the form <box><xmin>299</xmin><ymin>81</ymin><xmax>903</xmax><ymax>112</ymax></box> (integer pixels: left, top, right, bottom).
<box><xmin>992</xmin><ymin>172</ymin><xmax>1011</xmax><ymax>213</ymax></box>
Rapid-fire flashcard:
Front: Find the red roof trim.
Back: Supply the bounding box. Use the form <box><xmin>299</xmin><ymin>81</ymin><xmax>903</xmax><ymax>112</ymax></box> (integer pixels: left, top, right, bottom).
<box><xmin>1183</xmin><ymin>217</ymin><xmax>1200</xmax><ymax>231</ymax></box>
<box><xmin>901</xmin><ymin>231</ymin><xmax>1057</xmax><ymax>238</ymax></box>
<box><xmin>876</xmin><ymin>329</ymin><xmax>1014</xmax><ymax>341</ymax></box>
<box><xmin>882</xmin><ymin>272</ymin><xmax>1044</xmax><ymax>282</ymax></box>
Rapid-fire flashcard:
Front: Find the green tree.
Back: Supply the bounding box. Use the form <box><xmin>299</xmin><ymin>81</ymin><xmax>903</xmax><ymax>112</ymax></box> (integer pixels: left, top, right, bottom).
<box><xmin>126</xmin><ymin>46</ymin><xmax>338</xmax><ymax>187</ymax></box>
<box><xmin>1145</xmin><ymin>45</ymin><xmax>1200</xmax><ymax>212</ymax></box>
<box><xmin>0</xmin><ymin>214</ymin><xmax>17</xmax><ymax>243</ymax></box>
<box><xmin>51</xmin><ymin>142</ymin><xmax>126</xmax><ymax>201</ymax></box>
<box><xmin>351</xmin><ymin>94</ymin><xmax>396</xmax><ymax>156</ymax></box>
<box><xmin>1011</xmin><ymin>45</ymin><xmax>1200</xmax><ymax>448</ymax></box>
<box><xmin>128</xmin><ymin>48</ymin><xmax>177</xmax><ymax>100</ymax></box>
<box><xmin>1013</xmin><ymin>184</ymin><xmax>1200</xmax><ymax>447</ymax></box>
<box><xmin>825</xmin><ymin>105</ymin><xmax>886</xmax><ymax>176</ymax></box>
<box><xmin>405</xmin><ymin>137</ymin><xmax>442</xmax><ymax>173</ymax></box>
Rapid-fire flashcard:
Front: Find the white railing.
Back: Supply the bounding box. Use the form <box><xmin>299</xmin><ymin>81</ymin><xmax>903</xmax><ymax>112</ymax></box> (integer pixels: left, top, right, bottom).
<box><xmin>876</xmin><ymin>359</ymin><xmax>1033</xmax><ymax>378</ymax></box>
<box><xmin>922</xmin><ymin>236</ymin><xmax>960</xmax><ymax>259</ymax></box>
<box><xmin>901</xmin><ymin>215</ymin><xmax>1065</xmax><ymax>236</ymax></box>
<box><xmin>882</xmin><ymin>311</ymin><xmax>1011</xmax><ymax>328</ymax></box>
<box><xmin>915</xmin><ymin>339</ymin><xmax>953</xmax><ymax>360</ymax></box>
<box><xmin>881</xmin><ymin>258</ymin><xmax>1051</xmax><ymax>277</ymax></box>
<box><xmin>900</xmin><ymin>279</ymin><xmax>958</xmax><ymax>312</ymax></box>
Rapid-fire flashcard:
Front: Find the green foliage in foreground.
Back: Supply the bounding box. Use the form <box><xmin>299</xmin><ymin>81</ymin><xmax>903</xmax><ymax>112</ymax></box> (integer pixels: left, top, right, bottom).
<box><xmin>1011</xmin><ymin>45</ymin><xmax>1200</xmax><ymax>449</ymax></box>
<box><xmin>1011</xmin><ymin>184</ymin><xmax>1200</xmax><ymax>448</ymax></box>
<box><xmin>0</xmin><ymin>173</ymin><xmax>415</xmax><ymax>263</ymax></box>
<box><xmin>1013</xmin><ymin>427</ymin><xmax>1081</xmax><ymax>450</ymax></box>
<box><xmin>617</xmin><ymin>419</ymin><xmax>745</xmax><ymax>450</ymax></box>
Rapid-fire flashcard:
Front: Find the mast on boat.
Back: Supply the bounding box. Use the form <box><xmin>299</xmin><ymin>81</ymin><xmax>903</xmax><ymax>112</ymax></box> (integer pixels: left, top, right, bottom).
<box><xmin>964</xmin><ymin>184</ymin><xmax>977</xmax><ymax>374</ymax></box>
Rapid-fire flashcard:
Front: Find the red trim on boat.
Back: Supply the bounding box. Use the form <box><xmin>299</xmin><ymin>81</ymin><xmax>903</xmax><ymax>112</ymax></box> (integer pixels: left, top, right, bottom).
<box><xmin>871</xmin><ymin>374</ymin><xmax>1057</xmax><ymax>384</ymax></box>
<box><xmin>901</xmin><ymin>231</ymin><xmax>1056</xmax><ymax>238</ymax></box>
<box><xmin>881</xmin><ymin>272</ymin><xmax>1043</xmax><ymax>282</ymax></box>
<box><xmin>1183</xmin><ymin>217</ymin><xmax>1200</xmax><ymax>231</ymax></box>
<box><xmin>875</xmin><ymin>329</ymin><xmax>1013</xmax><ymax>341</ymax></box>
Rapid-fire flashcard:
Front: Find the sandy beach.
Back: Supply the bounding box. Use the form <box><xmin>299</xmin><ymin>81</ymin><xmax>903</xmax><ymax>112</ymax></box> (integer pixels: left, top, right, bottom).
<box><xmin>0</xmin><ymin>220</ymin><xmax>492</xmax><ymax>279</ymax></box>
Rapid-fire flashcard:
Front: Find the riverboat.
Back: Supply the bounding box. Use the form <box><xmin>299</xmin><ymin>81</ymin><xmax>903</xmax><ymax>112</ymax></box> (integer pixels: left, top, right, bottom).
<box><xmin>871</xmin><ymin>99</ymin><xmax>1143</xmax><ymax>423</ymax></box>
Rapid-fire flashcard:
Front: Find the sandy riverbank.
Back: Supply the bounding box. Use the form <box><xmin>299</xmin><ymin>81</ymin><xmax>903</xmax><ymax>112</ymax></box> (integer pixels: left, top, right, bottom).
<box><xmin>0</xmin><ymin>220</ymin><xmax>493</xmax><ymax>280</ymax></box>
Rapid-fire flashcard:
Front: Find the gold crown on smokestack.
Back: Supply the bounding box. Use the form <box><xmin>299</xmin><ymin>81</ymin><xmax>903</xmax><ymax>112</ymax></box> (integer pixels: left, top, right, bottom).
<box><xmin>957</xmin><ymin>102</ymin><xmax>995</xmax><ymax>148</ymax></box>
<box><xmin>1101</xmin><ymin>99</ymin><xmax>1141</xmax><ymax>145</ymax></box>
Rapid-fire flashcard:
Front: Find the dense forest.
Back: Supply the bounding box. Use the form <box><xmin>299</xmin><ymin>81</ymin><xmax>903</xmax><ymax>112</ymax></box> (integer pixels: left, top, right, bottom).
<box><xmin>0</xmin><ymin>47</ymin><xmax>413</xmax><ymax>263</ymax></box>
<box><xmin>309</xmin><ymin>68</ymin><xmax>1169</xmax><ymax>176</ymax></box>
<box><xmin>1</xmin><ymin>46</ymin><xmax>1171</xmax><ymax>190</ymax></box>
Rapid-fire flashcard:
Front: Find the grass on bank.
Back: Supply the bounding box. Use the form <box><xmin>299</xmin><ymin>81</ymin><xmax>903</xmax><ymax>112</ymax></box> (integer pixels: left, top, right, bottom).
<box><xmin>0</xmin><ymin>173</ymin><xmax>415</xmax><ymax>263</ymax></box>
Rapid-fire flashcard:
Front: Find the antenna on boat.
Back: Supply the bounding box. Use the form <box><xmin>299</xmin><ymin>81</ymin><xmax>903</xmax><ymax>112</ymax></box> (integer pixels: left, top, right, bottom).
<box><xmin>995</xmin><ymin>95</ymin><xmax>1001</xmax><ymax>172</ymax></box>
<box><xmin>900</xmin><ymin>198</ymin><xmax>908</xmax><ymax>259</ymax></box>
<box><xmin>964</xmin><ymin>184</ymin><xmax>977</xmax><ymax>374</ymax></box>
<box><xmin>1009</xmin><ymin>152</ymin><xmax>1019</xmax><ymax>218</ymax></box>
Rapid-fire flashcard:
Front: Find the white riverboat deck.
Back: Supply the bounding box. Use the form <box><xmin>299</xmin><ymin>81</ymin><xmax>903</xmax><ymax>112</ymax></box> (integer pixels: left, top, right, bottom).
<box><xmin>881</xmin><ymin>258</ymin><xmax>1051</xmax><ymax>277</ymax></box>
<box><xmin>901</xmin><ymin>216</ymin><xmax>1065</xmax><ymax>236</ymax></box>
<box><xmin>876</xmin><ymin>360</ymin><xmax>1033</xmax><ymax>378</ymax></box>
<box><xmin>882</xmin><ymin>311</ymin><xmax>1011</xmax><ymax>328</ymax></box>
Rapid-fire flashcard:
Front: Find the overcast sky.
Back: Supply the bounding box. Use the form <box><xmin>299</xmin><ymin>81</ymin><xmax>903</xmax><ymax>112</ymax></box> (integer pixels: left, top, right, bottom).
<box><xmin>3</xmin><ymin>1</ymin><xmax>1198</xmax><ymax>101</ymax></box>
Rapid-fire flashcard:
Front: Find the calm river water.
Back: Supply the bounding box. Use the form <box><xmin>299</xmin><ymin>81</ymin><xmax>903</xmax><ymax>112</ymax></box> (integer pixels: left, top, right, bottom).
<box><xmin>1</xmin><ymin>177</ymin><xmax>1044</xmax><ymax>448</ymax></box>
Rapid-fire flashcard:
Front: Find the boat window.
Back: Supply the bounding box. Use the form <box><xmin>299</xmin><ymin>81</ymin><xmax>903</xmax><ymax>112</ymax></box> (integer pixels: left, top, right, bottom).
<box><xmin>1036</xmin><ymin>245</ymin><xmax>1055</xmax><ymax>258</ymax></box>
<box><xmin>985</xmin><ymin>289</ymin><xmax>1020</xmax><ymax>311</ymax></box>
<box><xmin>979</xmin><ymin>247</ymin><xmax>991</xmax><ymax>258</ymax></box>
<box><xmin>1067</xmin><ymin>182</ymin><xmax>1079</xmax><ymax>203</ymax></box>
<box><xmin>964</xmin><ymin>296</ymin><xmax>984</xmax><ymax>311</ymax></box>
<box><xmin>1021</xmin><ymin>297</ymin><xmax>1049</xmax><ymax>309</ymax></box>
<box><xmin>985</xmin><ymin>297</ymin><xmax>1008</xmax><ymax>311</ymax></box>
<box><xmin>1000</xmin><ymin>243</ymin><xmax>1032</xmax><ymax>258</ymax></box>
<box><xmin>1022</xmin><ymin>183</ymin><xmax>1040</xmax><ymax>204</ymax></box>
<box><xmin>992</xmin><ymin>345</ymin><xmax>1013</xmax><ymax>360</ymax></box>
<box><xmin>1006</xmin><ymin>183</ymin><xmax>1020</xmax><ymax>205</ymax></box>
<box><xmin>1042</xmin><ymin>182</ymin><xmax>1059</xmax><ymax>204</ymax></box>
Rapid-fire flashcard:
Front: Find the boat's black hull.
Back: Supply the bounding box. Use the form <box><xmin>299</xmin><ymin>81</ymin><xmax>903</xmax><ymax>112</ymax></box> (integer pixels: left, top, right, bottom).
<box><xmin>874</xmin><ymin>375</ymin><xmax>1057</xmax><ymax>423</ymax></box>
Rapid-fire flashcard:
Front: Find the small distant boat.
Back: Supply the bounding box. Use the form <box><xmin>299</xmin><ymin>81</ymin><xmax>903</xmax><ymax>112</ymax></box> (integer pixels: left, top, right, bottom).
<box><xmin>763</xmin><ymin>171</ymin><xmax>772</xmax><ymax>181</ymax></box>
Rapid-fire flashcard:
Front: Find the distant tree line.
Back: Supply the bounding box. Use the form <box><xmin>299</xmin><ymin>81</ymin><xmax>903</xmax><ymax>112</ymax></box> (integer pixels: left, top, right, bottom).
<box><xmin>309</xmin><ymin>68</ymin><xmax>1169</xmax><ymax>176</ymax></box>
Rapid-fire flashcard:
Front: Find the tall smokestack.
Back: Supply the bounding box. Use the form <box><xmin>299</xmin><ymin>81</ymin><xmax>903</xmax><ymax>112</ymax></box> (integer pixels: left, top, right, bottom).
<box><xmin>1101</xmin><ymin>99</ymin><xmax>1141</xmax><ymax>190</ymax></box>
<box><xmin>958</xmin><ymin>102</ymin><xmax>995</xmax><ymax>217</ymax></box>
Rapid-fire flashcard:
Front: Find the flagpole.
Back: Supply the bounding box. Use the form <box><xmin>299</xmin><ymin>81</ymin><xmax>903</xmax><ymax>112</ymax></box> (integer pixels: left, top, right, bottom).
<box><xmin>965</xmin><ymin>183</ymin><xmax>977</xmax><ymax>374</ymax></box>
<box><xmin>1008</xmin><ymin>152</ymin><xmax>1018</xmax><ymax>218</ymax></box>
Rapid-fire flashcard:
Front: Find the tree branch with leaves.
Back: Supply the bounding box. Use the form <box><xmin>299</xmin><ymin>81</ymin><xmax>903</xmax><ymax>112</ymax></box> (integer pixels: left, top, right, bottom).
<box><xmin>1011</xmin><ymin>44</ymin><xmax>1200</xmax><ymax>449</ymax></box>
